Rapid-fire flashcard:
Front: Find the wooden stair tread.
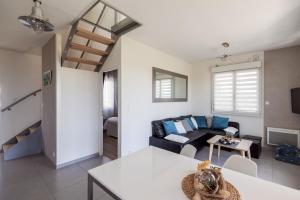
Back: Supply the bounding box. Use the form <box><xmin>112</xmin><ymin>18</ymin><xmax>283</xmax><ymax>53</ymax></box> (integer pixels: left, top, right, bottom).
<box><xmin>16</xmin><ymin>135</ymin><xmax>26</xmax><ymax>142</ymax></box>
<box><xmin>65</xmin><ymin>57</ymin><xmax>102</xmax><ymax>66</ymax></box>
<box><xmin>3</xmin><ymin>144</ymin><xmax>15</xmax><ymax>152</ymax></box>
<box><xmin>76</xmin><ymin>27</ymin><xmax>115</xmax><ymax>45</ymax></box>
<box><xmin>70</xmin><ymin>43</ymin><xmax>108</xmax><ymax>56</ymax></box>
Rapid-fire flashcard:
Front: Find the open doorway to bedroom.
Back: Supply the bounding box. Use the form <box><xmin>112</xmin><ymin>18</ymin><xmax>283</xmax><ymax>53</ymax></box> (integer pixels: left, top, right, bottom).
<box><xmin>103</xmin><ymin>69</ymin><xmax>118</xmax><ymax>159</ymax></box>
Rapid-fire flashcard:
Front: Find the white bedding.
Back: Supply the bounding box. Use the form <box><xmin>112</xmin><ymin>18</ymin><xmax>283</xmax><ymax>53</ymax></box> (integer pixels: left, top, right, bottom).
<box><xmin>104</xmin><ymin>117</ymin><xmax>118</xmax><ymax>138</ymax></box>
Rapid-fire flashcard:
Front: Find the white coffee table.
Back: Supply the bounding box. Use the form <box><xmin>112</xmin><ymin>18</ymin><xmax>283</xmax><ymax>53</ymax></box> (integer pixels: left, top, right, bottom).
<box><xmin>207</xmin><ymin>135</ymin><xmax>253</xmax><ymax>161</ymax></box>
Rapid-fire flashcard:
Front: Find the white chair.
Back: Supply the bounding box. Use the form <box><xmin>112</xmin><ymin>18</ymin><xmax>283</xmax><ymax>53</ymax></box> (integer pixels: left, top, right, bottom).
<box><xmin>223</xmin><ymin>155</ymin><xmax>258</xmax><ymax>177</ymax></box>
<box><xmin>180</xmin><ymin>144</ymin><xmax>197</xmax><ymax>158</ymax></box>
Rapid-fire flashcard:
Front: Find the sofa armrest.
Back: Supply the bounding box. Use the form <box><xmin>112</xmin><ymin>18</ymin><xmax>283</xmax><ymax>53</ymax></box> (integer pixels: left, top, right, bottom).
<box><xmin>149</xmin><ymin>136</ymin><xmax>182</xmax><ymax>153</ymax></box>
<box><xmin>228</xmin><ymin>121</ymin><xmax>239</xmax><ymax>130</ymax></box>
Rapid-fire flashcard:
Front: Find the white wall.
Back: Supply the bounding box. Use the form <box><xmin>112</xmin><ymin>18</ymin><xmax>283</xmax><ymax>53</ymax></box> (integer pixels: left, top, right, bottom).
<box><xmin>41</xmin><ymin>34</ymin><xmax>102</xmax><ymax>166</ymax></box>
<box><xmin>42</xmin><ymin>35</ymin><xmax>58</xmax><ymax>163</ymax></box>
<box><xmin>120</xmin><ymin>36</ymin><xmax>192</xmax><ymax>156</ymax></box>
<box><xmin>58</xmin><ymin>33</ymin><xmax>101</xmax><ymax>165</ymax></box>
<box><xmin>0</xmin><ymin>49</ymin><xmax>41</xmax><ymax>146</ymax></box>
<box><xmin>191</xmin><ymin>52</ymin><xmax>265</xmax><ymax>139</ymax></box>
<box><xmin>56</xmin><ymin>67</ymin><xmax>101</xmax><ymax>165</ymax></box>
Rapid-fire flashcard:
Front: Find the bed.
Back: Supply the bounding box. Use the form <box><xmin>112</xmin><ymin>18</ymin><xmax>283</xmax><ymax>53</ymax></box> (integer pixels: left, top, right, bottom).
<box><xmin>104</xmin><ymin>117</ymin><xmax>118</xmax><ymax>138</ymax></box>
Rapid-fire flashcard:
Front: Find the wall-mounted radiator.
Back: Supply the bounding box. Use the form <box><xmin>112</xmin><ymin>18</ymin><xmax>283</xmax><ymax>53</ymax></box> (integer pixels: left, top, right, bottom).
<box><xmin>267</xmin><ymin>127</ymin><xmax>300</xmax><ymax>148</ymax></box>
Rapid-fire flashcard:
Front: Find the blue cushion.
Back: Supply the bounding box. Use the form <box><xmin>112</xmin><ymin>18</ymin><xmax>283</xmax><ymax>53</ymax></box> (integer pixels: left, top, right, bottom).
<box><xmin>195</xmin><ymin>116</ymin><xmax>208</xmax><ymax>128</ymax></box>
<box><xmin>162</xmin><ymin>121</ymin><xmax>177</xmax><ymax>135</ymax></box>
<box><xmin>212</xmin><ymin>116</ymin><xmax>229</xmax><ymax>129</ymax></box>
<box><xmin>184</xmin><ymin>118</ymin><xmax>196</xmax><ymax>130</ymax></box>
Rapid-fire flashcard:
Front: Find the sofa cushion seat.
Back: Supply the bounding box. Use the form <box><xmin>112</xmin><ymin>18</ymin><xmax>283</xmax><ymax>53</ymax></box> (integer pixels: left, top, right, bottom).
<box><xmin>180</xmin><ymin>131</ymin><xmax>207</xmax><ymax>143</ymax></box>
<box><xmin>205</xmin><ymin>129</ymin><xmax>226</xmax><ymax>136</ymax></box>
<box><xmin>149</xmin><ymin>131</ymin><xmax>208</xmax><ymax>154</ymax></box>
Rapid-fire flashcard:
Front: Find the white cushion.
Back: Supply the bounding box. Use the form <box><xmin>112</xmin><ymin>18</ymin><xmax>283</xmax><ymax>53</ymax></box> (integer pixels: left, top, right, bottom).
<box><xmin>164</xmin><ymin>134</ymin><xmax>189</xmax><ymax>143</ymax></box>
<box><xmin>174</xmin><ymin>121</ymin><xmax>187</xmax><ymax>134</ymax></box>
<box><xmin>224</xmin><ymin>126</ymin><xmax>239</xmax><ymax>135</ymax></box>
<box><xmin>206</xmin><ymin>116</ymin><xmax>213</xmax><ymax>128</ymax></box>
<box><xmin>190</xmin><ymin>117</ymin><xmax>198</xmax><ymax>129</ymax></box>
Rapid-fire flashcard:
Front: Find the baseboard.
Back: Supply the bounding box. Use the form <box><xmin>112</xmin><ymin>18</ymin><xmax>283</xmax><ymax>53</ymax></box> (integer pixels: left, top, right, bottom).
<box><xmin>56</xmin><ymin>153</ymin><xmax>99</xmax><ymax>169</ymax></box>
<box><xmin>262</xmin><ymin>145</ymin><xmax>275</xmax><ymax>151</ymax></box>
<box><xmin>41</xmin><ymin>152</ymin><xmax>57</xmax><ymax>168</ymax></box>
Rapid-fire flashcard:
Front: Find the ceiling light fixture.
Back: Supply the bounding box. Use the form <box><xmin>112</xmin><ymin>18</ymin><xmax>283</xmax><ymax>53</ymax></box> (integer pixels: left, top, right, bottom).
<box><xmin>18</xmin><ymin>0</ymin><xmax>54</xmax><ymax>33</ymax></box>
<box><xmin>217</xmin><ymin>42</ymin><xmax>232</xmax><ymax>61</ymax></box>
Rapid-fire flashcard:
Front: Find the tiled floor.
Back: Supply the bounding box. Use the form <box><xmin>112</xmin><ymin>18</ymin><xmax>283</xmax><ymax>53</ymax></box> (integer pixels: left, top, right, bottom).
<box><xmin>0</xmin><ymin>147</ymin><xmax>299</xmax><ymax>200</ymax></box>
<box><xmin>195</xmin><ymin>146</ymin><xmax>300</xmax><ymax>190</ymax></box>
<box><xmin>0</xmin><ymin>153</ymin><xmax>113</xmax><ymax>200</ymax></box>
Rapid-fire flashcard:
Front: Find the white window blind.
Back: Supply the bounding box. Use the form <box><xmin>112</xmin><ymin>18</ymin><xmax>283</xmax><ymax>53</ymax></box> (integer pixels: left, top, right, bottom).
<box><xmin>235</xmin><ymin>69</ymin><xmax>259</xmax><ymax>113</ymax></box>
<box><xmin>213</xmin><ymin>67</ymin><xmax>260</xmax><ymax>115</ymax></box>
<box><xmin>213</xmin><ymin>72</ymin><xmax>234</xmax><ymax>112</ymax></box>
<box><xmin>156</xmin><ymin>79</ymin><xmax>172</xmax><ymax>98</ymax></box>
<box><xmin>155</xmin><ymin>80</ymin><xmax>161</xmax><ymax>98</ymax></box>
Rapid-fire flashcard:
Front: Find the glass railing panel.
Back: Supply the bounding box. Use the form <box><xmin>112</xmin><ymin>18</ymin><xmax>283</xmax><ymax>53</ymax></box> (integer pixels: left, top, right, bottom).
<box><xmin>80</xmin><ymin>1</ymin><xmax>139</xmax><ymax>34</ymax></box>
<box><xmin>82</xmin><ymin>2</ymin><xmax>105</xmax><ymax>24</ymax></box>
<box><xmin>97</xmin><ymin>6</ymin><xmax>117</xmax><ymax>31</ymax></box>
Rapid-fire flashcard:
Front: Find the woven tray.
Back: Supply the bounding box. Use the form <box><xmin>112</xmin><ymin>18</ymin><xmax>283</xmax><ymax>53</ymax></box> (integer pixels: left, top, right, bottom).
<box><xmin>182</xmin><ymin>174</ymin><xmax>241</xmax><ymax>200</ymax></box>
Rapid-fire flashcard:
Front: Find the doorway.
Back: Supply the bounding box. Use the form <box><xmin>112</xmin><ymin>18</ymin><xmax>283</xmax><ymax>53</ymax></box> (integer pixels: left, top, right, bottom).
<box><xmin>103</xmin><ymin>70</ymin><xmax>118</xmax><ymax>159</ymax></box>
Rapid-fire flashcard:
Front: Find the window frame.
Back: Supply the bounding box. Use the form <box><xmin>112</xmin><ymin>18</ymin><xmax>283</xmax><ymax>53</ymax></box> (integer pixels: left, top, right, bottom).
<box><xmin>152</xmin><ymin>67</ymin><xmax>188</xmax><ymax>103</ymax></box>
<box><xmin>211</xmin><ymin>62</ymin><xmax>262</xmax><ymax>117</ymax></box>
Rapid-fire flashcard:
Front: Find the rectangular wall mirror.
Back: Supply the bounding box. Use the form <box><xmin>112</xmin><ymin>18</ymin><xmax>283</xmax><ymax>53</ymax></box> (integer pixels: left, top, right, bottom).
<box><xmin>152</xmin><ymin>67</ymin><xmax>188</xmax><ymax>102</ymax></box>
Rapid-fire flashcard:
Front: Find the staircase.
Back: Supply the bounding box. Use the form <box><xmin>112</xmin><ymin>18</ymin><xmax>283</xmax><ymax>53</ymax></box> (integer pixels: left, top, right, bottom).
<box><xmin>62</xmin><ymin>0</ymin><xmax>140</xmax><ymax>72</ymax></box>
<box><xmin>2</xmin><ymin>121</ymin><xmax>42</xmax><ymax>160</ymax></box>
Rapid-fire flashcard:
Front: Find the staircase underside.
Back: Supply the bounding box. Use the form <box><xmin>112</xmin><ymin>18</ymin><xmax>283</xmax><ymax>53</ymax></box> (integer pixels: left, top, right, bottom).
<box><xmin>62</xmin><ymin>0</ymin><xmax>140</xmax><ymax>72</ymax></box>
<box><xmin>2</xmin><ymin>121</ymin><xmax>42</xmax><ymax>160</ymax></box>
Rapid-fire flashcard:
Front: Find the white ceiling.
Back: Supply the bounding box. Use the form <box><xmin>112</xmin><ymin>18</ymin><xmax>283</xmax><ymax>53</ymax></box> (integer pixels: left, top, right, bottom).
<box><xmin>1</xmin><ymin>0</ymin><xmax>300</xmax><ymax>61</ymax></box>
<box><xmin>104</xmin><ymin>0</ymin><xmax>300</xmax><ymax>62</ymax></box>
<box><xmin>0</xmin><ymin>0</ymin><xmax>95</xmax><ymax>53</ymax></box>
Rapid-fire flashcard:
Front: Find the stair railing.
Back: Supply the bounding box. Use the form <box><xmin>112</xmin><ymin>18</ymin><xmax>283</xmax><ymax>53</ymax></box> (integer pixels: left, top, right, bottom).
<box><xmin>1</xmin><ymin>89</ymin><xmax>42</xmax><ymax>112</ymax></box>
<box><xmin>75</xmin><ymin>4</ymin><xmax>108</xmax><ymax>69</ymax></box>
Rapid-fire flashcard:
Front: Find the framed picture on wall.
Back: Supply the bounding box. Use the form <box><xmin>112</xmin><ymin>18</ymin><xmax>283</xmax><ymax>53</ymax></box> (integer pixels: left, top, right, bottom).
<box><xmin>43</xmin><ymin>70</ymin><xmax>52</xmax><ymax>87</ymax></box>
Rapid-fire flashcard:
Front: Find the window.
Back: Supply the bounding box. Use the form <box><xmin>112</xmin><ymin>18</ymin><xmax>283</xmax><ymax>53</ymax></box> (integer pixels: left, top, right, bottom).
<box><xmin>213</xmin><ymin>67</ymin><xmax>260</xmax><ymax>115</ymax></box>
<box><xmin>213</xmin><ymin>72</ymin><xmax>234</xmax><ymax>112</ymax></box>
<box><xmin>235</xmin><ymin>69</ymin><xmax>260</xmax><ymax>113</ymax></box>
<box><xmin>103</xmin><ymin>70</ymin><xmax>118</xmax><ymax>119</ymax></box>
<box><xmin>155</xmin><ymin>79</ymin><xmax>173</xmax><ymax>98</ymax></box>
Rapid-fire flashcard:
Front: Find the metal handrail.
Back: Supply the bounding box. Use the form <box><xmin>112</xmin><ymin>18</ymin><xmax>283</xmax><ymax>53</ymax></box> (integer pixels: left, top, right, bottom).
<box><xmin>1</xmin><ymin>89</ymin><xmax>42</xmax><ymax>112</ymax></box>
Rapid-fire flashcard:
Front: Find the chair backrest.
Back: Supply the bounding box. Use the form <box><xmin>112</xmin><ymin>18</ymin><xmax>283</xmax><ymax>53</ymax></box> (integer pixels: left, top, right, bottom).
<box><xmin>180</xmin><ymin>144</ymin><xmax>197</xmax><ymax>158</ymax></box>
<box><xmin>223</xmin><ymin>155</ymin><xmax>257</xmax><ymax>177</ymax></box>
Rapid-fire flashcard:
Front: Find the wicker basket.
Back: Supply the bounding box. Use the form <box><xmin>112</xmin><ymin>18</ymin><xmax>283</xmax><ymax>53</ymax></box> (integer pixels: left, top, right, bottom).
<box><xmin>182</xmin><ymin>174</ymin><xmax>241</xmax><ymax>200</ymax></box>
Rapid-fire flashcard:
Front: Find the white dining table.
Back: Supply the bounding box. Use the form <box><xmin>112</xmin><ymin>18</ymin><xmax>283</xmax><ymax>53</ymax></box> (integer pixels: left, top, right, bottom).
<box><xmin>88</xmin><ymin>146</ymin><xmax>300</xmax><ymax>200</ymax></box>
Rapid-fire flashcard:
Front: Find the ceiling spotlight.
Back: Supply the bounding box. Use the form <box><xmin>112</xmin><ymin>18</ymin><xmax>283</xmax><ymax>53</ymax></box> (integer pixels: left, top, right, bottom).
<box><xmin>18</xmin><ymin>0</ymin><xmax>54</xmax><ymax>33</ymax></box>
